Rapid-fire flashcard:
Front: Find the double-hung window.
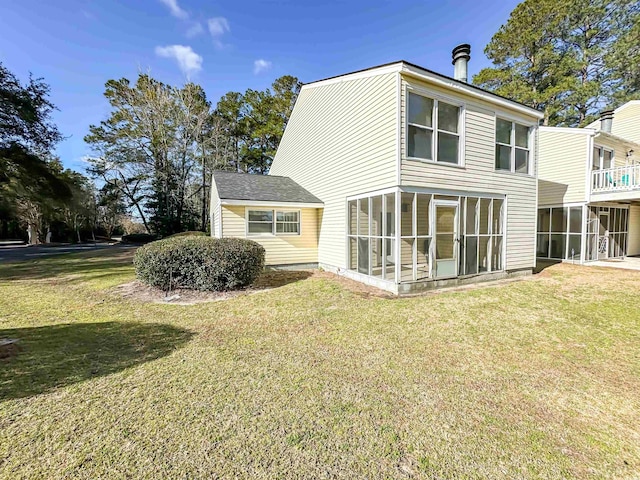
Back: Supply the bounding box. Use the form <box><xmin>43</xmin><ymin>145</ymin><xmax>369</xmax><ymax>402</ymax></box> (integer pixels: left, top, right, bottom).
<box><xmin>407</xmin><ymin>92</ymin><xmax>461</xmax><ymax>164</ymax></box>
<box><xmin>247</xmin><ymin>209</ymin><xmax>300</xmax><ymax>235</ymax></box>
<box><xmin>495</xmin><ymin>119</ymin><xmax>531</xmax><ymax>174</ymax></box>
<box><xmin>592</xmin><ymin>146</ymin><xmax>613</xmax><ymax>170</ymax></box>
<box><xmin>276</xmin><ymin>211</ymin><xmax>300</xmax><ymax>234</ymax></box>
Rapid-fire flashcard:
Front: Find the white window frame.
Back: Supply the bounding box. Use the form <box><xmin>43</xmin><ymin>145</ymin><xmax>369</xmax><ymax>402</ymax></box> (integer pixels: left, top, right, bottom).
<box><xmin>495</xmin><ymin>117</ymin><xmax>532</xmax><ymax>175</ymax></box>
<box><xmin>246</xmin><ymin>208</ymin><xmax>301</xmax><ymax>236</ymax></box>
<box><xmin>592</xmin><ymin>145</ymin><xmax>615</xmax><ymax>171</ymax></box>
<box><xmin>406</xmin><ymin>89</ymin><xmax>464</xmax><ymax>166</ymax></box>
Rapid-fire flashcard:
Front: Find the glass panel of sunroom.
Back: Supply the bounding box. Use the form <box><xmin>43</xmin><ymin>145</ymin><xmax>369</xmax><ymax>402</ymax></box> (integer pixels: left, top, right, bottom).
<box><xmin>568</xmin><ymin>234</ymin><xmax>581</xmax><ymax>260</ymax></box>
<box><xmin>550</xmin><ymin>234</ymin><xmax>565</xmax><ymax>259</ymax></box>
<box><xmin>479</xmin><ymin>237</ymin><xmax>490</xmax><ymax>272</ymax></box>
<box><xmin>371</xmin><ymin>238</ymin><xmax>382</xmax><ymax>278</ymax></box>
<box><xmin>358</xmin><ymin>198</ymin><xmax>369</xmax><ymax>236</ymax></box>
<box><xmin>358</xmin><ymin>237</ymin><xmax>369</xmax><ymax>274</ymax></box>
<box><xmin>384</xmin><ymin>238</ymin><xmax>395</xmax><ymax>280</ymax></box>
<box><xmin>537</xmin><ymin>234</ymin><xmax>550</xmax><ymax>257</ymax></box>
<box><xmin>492</xmin><ymin>199</ymin><xmax>503</xmax><ymax>234</ymax></box>
<box><xmin>416</xmin><ymin>238</ymin><xmax>430</xmax><ymax>280</ymax></box>
<box><xmin>348</xmin><ymin>200</ymin><xmax>357</xmax><ymax>235</ymax></box>
<box><xmin>465</xmin><ymin>236</ymin><xmax>478</xmax><ymax>275</ymax></box>
<box><xmin>349</xmin><ymin>238</ymin><xmax>357</xmax><ymax>270</ymax></box>
<box><xmin>416</xmin><ymin>194</ymin><xmax>430</xmax><ymax>236</ymax></box>
<box><xmin>384</xmin><ymin>193</ymin><xmax>395</xmax><ymax>236</ymax></box>
<box><xmin>371</xmin><ymin>196</ymin><xmax>382</xmax><ymax>236</ymax></box>
<box><xmin>401</xmin><ymin>193</ymin><xmax>414</xmax><ymax>236</ymax></box>
<box><xmin>400</xmin><ymin>238</ymin><xmax>414</xmax><ymax>282</ymax></box>
<box><xmin>492</xmin><ymin>236</ymin><xmax>503</xmax><ymax>271</ymax></box>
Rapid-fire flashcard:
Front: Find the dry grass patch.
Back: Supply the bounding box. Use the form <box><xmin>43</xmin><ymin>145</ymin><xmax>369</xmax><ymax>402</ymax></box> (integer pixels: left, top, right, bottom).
<box><xmin>0</xmin><ymin>251</ymin><xmax>639</xmax><ymax>479</ymax></box>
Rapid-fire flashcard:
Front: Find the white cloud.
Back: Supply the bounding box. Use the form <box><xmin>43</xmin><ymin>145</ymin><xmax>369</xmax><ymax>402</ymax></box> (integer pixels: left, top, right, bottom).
<box><xmin>155</xmin><ymin>45</ymin><xmax>203</xmax><ymax>77</ymax></box>
<box><xmin>186</xmin><ymin>22</ymin><xmax>204</xmax><ymax>38</ymax></box>
<box><xmin>159</xmin><ymin>0</ymin><xmax>188</xmax><ymax>19</ymax></box>
<box><xmin>208</xmin><ymin>17</ymin><xmax>229</xmax><ymax>37</ymax></box>
<box><xmin>253</xmin><ymin>59</ymin><xmax>272</xmax><ymax>75</ymax></box>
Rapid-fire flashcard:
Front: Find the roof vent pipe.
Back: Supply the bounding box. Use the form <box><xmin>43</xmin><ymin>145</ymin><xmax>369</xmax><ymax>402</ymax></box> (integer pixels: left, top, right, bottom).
<box><xmin>452</xmin><ymin>44</ymin><xmax>471</xmax><ymax>83</ymax></box>
<box><xmin>600</xmin><ymin>109</ymin><xmax>614</xmax><ymax>133</ymax></box>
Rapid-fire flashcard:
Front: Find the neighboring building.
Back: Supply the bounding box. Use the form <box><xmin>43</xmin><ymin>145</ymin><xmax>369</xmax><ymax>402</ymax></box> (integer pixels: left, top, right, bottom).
<box><xmin>537</xmin><ymin>102</ymin><xmax>640</xmax><ymax>264</ymax></box>
<box><xmin>211</xmin><ymin>45</ymin><xmax>544</xmax><ymax>293</ymax></box>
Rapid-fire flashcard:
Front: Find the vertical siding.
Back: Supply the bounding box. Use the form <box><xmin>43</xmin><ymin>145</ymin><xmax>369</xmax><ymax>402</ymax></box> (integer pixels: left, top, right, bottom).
<box><xmin>399</xmin><ymin>76</ymin><xmax>541</xmax><ymax>271</ymax></box>
<box><xmin>611</xmin><ymin>102</ymin><xmax>640</xmax><ymax>144</ymax></box>
<box><xmin>538</xmin><ymin>130</ymin><xmax>589</xmax><ymax>205</ymax></box>
<box><xmin>628</xmin><ymin>205</ymin><xmax>640</xmax><ymax>256</ymax></box>
<box><xmin>269</xmin><ymin>72</ymin><xmax>398</xmax><ymax>268</ymax></box>
<box><xmin>221</xmin><ymin>205</ymin><xmax>319</xmax><ymax>265</ymax></box>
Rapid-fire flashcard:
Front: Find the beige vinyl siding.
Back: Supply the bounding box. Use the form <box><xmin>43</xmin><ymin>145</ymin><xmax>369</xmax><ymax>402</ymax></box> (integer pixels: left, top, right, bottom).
<box><xmin>611</xmin><ymin>102</ymin><xmax>640</xmax><ymax>143</ymax></box>
<box><xmin>399</xmin><ymin>76</ymin><xmax>540</xmax><ymax>271</ymax></box>
<box><xmin>221</xmin><ymin>205</ymin><xmax>319</xmax><ymax>265</ymax></box>
<box><xmin>269</xmin><ymin>72</ymin><xmax>398</xmax><ymax>269</ymax></box>
<box><xmin>538</xmin><ymin>129</ymin><xmax>589</xmax><ymax>205</ymax></box>
<box><xmin>209</xmin><ymin>177</ymin><xmax>221</xmax><ymax>238</ymax></box>
<box><xmin>628</xmin><ymin>205</ymin><xmax>640</xmax><ymax>256</ymax></box>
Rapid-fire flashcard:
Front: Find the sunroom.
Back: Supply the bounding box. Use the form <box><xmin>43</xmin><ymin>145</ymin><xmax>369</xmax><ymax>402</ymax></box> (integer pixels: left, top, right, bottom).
<box><xmin>536</xmin><ymin>204</ymin><xmax>630</xmax><ymax>263</ymax></box>
<box><xmin>346</xmin><ymin>188</ymin><xmax>506</xmax><ymax>293</ymax></box>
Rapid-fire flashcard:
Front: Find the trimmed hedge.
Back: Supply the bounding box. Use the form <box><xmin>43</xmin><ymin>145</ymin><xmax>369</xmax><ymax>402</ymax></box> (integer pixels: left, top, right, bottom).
<box><xmin>121</xmin><ymin>233</ymin><xmax>157</xmax><ymax>244</ymax></box>
<box><xmin>169</xmin><ymin>231</ymin><xmax>207</xmax><ymax>238</ymax></box>
<box><xmin>133</xmin><ymin>236</ymin><xmax>265</xmax><ymax>291</ymax></box>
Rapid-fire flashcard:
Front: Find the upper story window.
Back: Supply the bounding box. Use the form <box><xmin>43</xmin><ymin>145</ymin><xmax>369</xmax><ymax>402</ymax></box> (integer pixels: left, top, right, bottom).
<box><xmin>247</xmin><ymin>209</ymin><xmax>300</xmax><ymax>235</ymax></box>
<box><xmin>407</xmin><ymin>92</ymin><xmax>461</xmax><ymax>165</ymax></box>
<box><xmin>495</xmin><ymin>118</ymin><xmax>531</xmax><ymax>174</ymax></box>
<box><xmin>592</xmin><ymin>146</ymin><xmax>613</xmax><ymax>170</ymax></box>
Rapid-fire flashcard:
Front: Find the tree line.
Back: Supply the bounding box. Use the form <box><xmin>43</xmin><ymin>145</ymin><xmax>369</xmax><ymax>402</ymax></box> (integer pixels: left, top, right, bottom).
<box><xmin>0</xmin><ymin>59</ymin><xmax>299</xmax><ymax>241</ymax></box>
<box><xmin>84</xmin><ymin>74</ymin><xmax>300</xmax><ymax>237</ymax></box>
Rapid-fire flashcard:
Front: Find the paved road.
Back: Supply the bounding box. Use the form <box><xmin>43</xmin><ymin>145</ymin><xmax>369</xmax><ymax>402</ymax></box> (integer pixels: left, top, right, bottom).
<box><xmin>0</xmin><ymin>243</ymin><xmax>129</xmax><ymax>263</ymax></box>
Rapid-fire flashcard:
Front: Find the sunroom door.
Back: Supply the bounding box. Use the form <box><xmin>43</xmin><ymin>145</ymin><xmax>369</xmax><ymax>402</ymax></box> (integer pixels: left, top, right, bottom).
<box><xmin>434</xmin><ymin>200</ymin><xmax>459</xmax><ymax>279</ymax></box>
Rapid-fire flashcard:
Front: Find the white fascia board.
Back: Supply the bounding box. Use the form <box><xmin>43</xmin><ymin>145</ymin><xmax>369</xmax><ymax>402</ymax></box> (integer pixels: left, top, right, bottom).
<box><xmin>400</xmin><ymin>64</ymin><xmax>544</xmax><ymax>120</ymax></box>
<box><xmin>220</xmin><ymin>199</ymin><xmax>323</xmax><ymax>208</ymax></box>
<box><xmin>539</xmin><ymin>126</ymin><xmax>596</xmax><ymax>136</ymax></box>
<box><xmin>594</xmin><ymin>131</ymin><xmax>640</xmax><ymax>148</ymax></box>
<box><xmin>301</xmin><ymin>63</ymin><xmax>403</xmax><ymax>90</ymax></box>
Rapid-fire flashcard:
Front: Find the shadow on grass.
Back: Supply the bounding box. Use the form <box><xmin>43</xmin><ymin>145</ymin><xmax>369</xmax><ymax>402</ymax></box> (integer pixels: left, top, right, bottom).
<box><xmin>0</xmin><ymin>248</ymin><xmax>136</xmax><ymax>283</ymax></box>
<box><xmin>534</xmin><ymin>259</ymin><xmax>562</xmax><ymax>274</ymax></box>
<box><xmin>0</xmin><ymin>321</ymin><xmax>193</xmax><ymax>401</ymax></box>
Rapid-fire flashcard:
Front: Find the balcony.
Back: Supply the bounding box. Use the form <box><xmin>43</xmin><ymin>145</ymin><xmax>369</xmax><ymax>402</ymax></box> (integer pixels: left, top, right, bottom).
<box><xmin>591</xmin><ymin>165</ymin><xmax>640</xmax><ymax>197</ymax></box>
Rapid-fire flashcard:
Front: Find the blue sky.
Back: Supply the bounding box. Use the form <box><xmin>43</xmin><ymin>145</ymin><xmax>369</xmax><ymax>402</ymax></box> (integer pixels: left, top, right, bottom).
<box><xmin>0</xmin><ymin>0</ymin><xmax>520</xmax><ymax>172</ymax></box>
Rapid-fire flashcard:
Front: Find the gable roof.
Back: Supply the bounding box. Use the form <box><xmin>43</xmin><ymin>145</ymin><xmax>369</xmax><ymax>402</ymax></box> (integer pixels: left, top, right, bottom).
<box><xmin>212</xmin><ymin>171</ymin><xmax>323</xmax><ymax>205</ymax></box>
<box><xmin>302</xmin><ymin>60</ymin><xmax>544</xmax><ymax>119</ymax></box>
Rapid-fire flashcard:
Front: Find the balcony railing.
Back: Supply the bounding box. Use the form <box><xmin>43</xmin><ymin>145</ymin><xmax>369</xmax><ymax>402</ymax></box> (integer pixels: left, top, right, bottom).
<box><xmin>591</xmin><ymin>165</ymin><xmax>640</xmax><ymax>193</ymax></box>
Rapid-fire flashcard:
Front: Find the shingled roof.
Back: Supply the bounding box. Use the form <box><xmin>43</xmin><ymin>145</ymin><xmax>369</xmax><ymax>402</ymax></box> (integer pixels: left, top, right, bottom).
<box><xmin>212</xmin><ymin>171</ymin><xmax>323</xmax><ymax>205</ymax></box>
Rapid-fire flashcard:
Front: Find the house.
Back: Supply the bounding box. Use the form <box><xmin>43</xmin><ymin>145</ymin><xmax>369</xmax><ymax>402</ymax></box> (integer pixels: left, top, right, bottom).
<box><xmin>537</xmin><ymin>102</ymin><xmax>640</xmax><ymax>264</ymax></box>
<box><xmin>211</xmin><ymin>45</ymin><xmax>544</xmax><ymax>294</ymax></box>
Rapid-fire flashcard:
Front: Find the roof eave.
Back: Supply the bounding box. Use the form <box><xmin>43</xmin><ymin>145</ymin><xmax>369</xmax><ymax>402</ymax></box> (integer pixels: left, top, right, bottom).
<box><xmin>220</xmin><ymin>199</ymin><xmax>324</xmax><ymax>208</ymax></box>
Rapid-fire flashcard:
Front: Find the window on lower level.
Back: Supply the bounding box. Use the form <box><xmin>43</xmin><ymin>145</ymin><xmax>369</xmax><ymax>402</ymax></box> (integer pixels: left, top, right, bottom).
<box><xmin>247</xmin><ymin>209</ymin><xmax>300</xmax><ymax>235</ymax></box>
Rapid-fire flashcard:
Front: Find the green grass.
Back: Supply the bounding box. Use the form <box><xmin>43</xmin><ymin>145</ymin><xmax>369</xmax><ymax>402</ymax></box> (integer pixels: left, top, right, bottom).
<box><xmin>1</xmin><ymin>250</ymin><xmax>639</xmax><ymax>479</ymax></box>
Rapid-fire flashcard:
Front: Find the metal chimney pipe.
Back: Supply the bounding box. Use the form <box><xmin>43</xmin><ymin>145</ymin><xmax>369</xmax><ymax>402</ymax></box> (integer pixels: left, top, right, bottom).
<box><xmin>600</xmin><ymin>109</ymin><xmax>614</xmax><ymax>133</ymax></box>
<box><xmin>452</xmin><ymin>44</ymin><xmax>471</xmax><ymax>83</ymax></box>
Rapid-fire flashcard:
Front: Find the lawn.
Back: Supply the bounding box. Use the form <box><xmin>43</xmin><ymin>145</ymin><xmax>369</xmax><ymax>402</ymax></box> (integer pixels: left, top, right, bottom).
<box><xmin>1</xmin><ymin>250</ymin><xmax>639</xmax><ymax>479</ymax></box>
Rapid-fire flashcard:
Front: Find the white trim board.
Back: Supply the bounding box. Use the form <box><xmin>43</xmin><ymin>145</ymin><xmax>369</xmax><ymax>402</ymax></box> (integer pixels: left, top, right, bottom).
<box><xmin>220</xmin><ymin>199</ymin><xmax>323</xmax><ymax>208</ymax></box>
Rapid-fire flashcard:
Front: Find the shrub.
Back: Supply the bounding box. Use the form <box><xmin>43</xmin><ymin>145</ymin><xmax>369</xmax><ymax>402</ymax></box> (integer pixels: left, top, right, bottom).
<box><xmin>169</xmin><ymin>231</ymin><xmax>207</xmax><ymax>238</ymax></box>
<box><xmin>121</xmin><ymin>233</ymin><xmax>157</xmax><ymax>244</ymax></box>
<box><xmin>133</xmin><ymin>236</ymin><xmax>265</xmax><ymax>291</ymax></box>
